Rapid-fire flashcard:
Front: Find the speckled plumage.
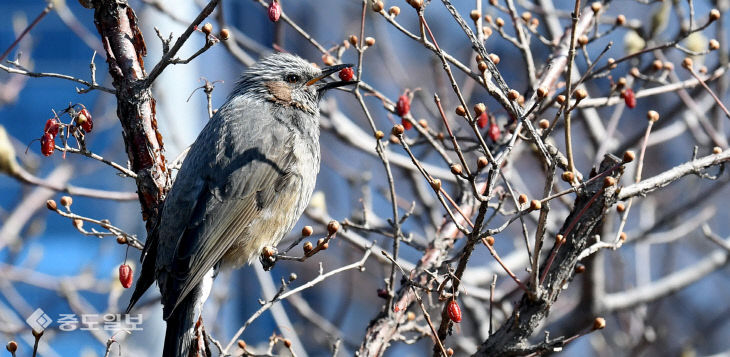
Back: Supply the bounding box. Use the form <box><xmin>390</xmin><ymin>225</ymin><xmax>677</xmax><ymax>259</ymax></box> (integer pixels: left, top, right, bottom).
<box><xmin>126</xmin><ymin>53</ymin><xmax>354</xmax><ymax>357</ymax></box>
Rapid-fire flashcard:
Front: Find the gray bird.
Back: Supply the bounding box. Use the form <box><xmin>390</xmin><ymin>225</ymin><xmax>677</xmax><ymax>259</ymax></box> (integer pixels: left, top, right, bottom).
<box><xmin>126</xmin><ymin>53</ymin><xmax>355</xmax><ymax>357</ymax></box>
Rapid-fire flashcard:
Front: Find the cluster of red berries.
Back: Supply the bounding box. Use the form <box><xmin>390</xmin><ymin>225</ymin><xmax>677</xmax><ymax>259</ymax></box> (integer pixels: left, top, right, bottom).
<box><xmin>39</xmin><ymin>106</ymin><xmax>93</xmax><ymax>157</ymax></box>
<box><xmin>393</xmin><ymin>89</ymin><xmax>501</xmax><ymax>141</ymax></box>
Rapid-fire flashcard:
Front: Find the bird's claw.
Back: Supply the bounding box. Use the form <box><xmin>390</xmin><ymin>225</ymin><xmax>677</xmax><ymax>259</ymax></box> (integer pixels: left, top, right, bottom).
<box><xmin>260</xmin><ymin>246</ymin><xmax>278</xmax><ymax>271</ymax></box>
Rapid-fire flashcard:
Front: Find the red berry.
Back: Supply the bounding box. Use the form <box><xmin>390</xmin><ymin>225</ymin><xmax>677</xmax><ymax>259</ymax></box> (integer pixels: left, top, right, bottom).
<box><xmin>488</xmin><ymin>122</ymin><xmax>500</xmax><ymax>141</ymax></box>
<box><xmin>268</xmin><ymin>0</ymin><xmax>281</xmax><ymax>22</ymax></box>
<box><xmin>40</xmin><ymin>133</ymin><xmax>54</xmax><ymax>156</ymax></box>
<box><xmin>76</xmin><ymin>109</ymin><xmax>93</xmax><ymax>133</ymax></box>
<box><xmin>119</xmin><ymin>264</ymin><xmax>133</xmax><ymax>288</ymax></box>
<box><xmin>447</xmin><ymin>300</ymin><xmax>462</xmax><ymax>323</ymax></box>
<box><xmin>44</xmin><ymin>118</ymin><xmax>60</xmax><ymax>136</ymax></box>
<box><xmin>396</xmin><ymin>94</ymin><xmax>410</xmax><ymax>117</ymax></box>
<box><xmin>477</xmin><ymin>112</ymin><xmax>488</xmax><ymax>129</ymax></box>
<box><xmin>623</xmin><ymin>88</ymin><xmax>636</xmax><ymax>109</ymax></box>
<box><xmin>338</xmin><ymin>67</ymin><xmax>354</xmax><ymax>81</ymax></box>
<box><xmin>401</xmin><ymin>118</ymin><xmax>413</xmax><ymax>130</ymax></box>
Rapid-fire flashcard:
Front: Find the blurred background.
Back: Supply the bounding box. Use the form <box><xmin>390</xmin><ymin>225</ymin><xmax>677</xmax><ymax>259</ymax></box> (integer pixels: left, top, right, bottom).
<box><xmin>1</xmin><ymin>0</ymin><xmax>730</xmax><ymax>356</ymax></box>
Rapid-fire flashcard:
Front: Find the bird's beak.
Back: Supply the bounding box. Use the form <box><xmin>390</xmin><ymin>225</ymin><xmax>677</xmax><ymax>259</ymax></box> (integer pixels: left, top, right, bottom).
<box><xmin>307</xmin><ymin>63</ymin><xmax>358</xmax><ymax>91</ymax></box>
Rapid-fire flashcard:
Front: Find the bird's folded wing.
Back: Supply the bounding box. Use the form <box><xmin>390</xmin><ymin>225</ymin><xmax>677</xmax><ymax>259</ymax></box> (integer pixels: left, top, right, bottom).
<box><xmin>156</xmin><ymin>114</ymin><xmax>297</xmax><ymax>318</ymax></box>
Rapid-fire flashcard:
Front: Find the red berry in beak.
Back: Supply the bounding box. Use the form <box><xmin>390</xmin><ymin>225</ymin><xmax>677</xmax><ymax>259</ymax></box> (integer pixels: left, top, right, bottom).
<box><xmin>396</xmin><ymin>94</ymin><xmax>410</xmax><ymax>117</ymax></box>
<box><xmin>40</xmin><ymin>133</ymin><xmax>54</xmax><ymax>156</ymax></box>
<box><xmin>119</xmin><ymin>264</ymin><xmax>133</xmax><ymax>288</ymax></box>
<box><xmin>268</xmin><ymin>0</ymin><xmax>281</xmax><ymax>22</ymax></box>
<box><xmin>338</xmin><ymin>67</ymin><xmax>354</xmax><ymax>81</ymax></box>
<box><xmin>447</xmin><ymin>300</ymin><xmax>462</xmax><ymax>323</ymax></box>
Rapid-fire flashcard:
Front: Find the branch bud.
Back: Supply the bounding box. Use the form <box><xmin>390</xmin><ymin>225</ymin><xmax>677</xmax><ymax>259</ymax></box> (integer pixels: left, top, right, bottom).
<box><xmin>477</xmin><ymin>156</ymin><xmax>488</xmax><ymax>170</ymax></box>
<box><xmin>327</xmin><ymin>220</ymin><xmax>340</xmax><ymax>235</ymax></box>
<box><xmin>474</xmin><ymin>103</ymin><xmax>487</xmax><ymax>116</ymax></box>
<box><xmin>518</xmin><ymin>194</ymin><xmax>528</xmax><ymax>206</ymax></box>
<box><xmin>60</xmin><ymin>195</ymin><xmax>73</xmax><ymax>207</ymax></box>
<box><xmin>201</xmin><ymin>22</ymin><xmax>213</xmax><ymax>35</ymax></box>
<box><xmin>536</xmin><ymin>87</ymin><xmax>548</xmax><ymax>98</ymax></box>
<box><xmin>561</xmin><ymin>171</ymin><xmax>574</xmax><ymax>182</ymax></box>
<box><xmin>371</xmin><ymin>0</ymin><xmax>383</xmax><ymax>12</ymax></box>
<box><xmin>623</xmin><ymin>150</ymin><xmax>635</xmax><ymax>163</ymax></box>
<box><xmin>455</xmin><ymin>106</ymin><xmax>466</xmax><ymax>117</ymax></box>
<box><xmin>430</xmin><ymin>179</ymin><xmax>442</xmax><ymax>191</ymax></box>
<box><xmin>593</xmin><ymin>317</ymin><xmax>606</xmax><ymax>330</ymax></box>
<box><xmin>647</xmin><ymin>110</ymin><xmax>660</xmax><ymax>122</ymax></box>
<box><xmin>530</xmin><ymin>199</ymin><xmax>541</xmax><ymax>211</ymax></box>
<box><xmin>681</xmin><ymin>57</ymin><xmax>693</xmax><ymax>69</ymax></box>
<box><xmin>488</xmin><ymin>53</ymin><xmax>500</xmax><ymax>64</ymax></box>
<box><xmin>709</xmin><ymin>8</ymin><xmax>720</xmax><ymax>22</ymax></box>
<box><xmin>391</xmin><ymin>124</ymin><xmax>405</xmax><ymax>136</ymax></box>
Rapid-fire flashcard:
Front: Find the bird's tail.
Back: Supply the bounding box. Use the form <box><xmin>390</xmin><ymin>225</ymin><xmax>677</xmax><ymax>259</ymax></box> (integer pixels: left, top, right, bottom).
<box><xmin>126</xmin><ymin>238</ymin><xmax>157</xmax><ymax>314</ymax></box>
<box><xmin>162</xmin><ymin>292</ymin><xmax>197</xmax><ymax>357</ymax></box>
<box><xmin>126</xmin><ymin>225</ymin><xmax>159</xmax><ymax>314</ymax></box>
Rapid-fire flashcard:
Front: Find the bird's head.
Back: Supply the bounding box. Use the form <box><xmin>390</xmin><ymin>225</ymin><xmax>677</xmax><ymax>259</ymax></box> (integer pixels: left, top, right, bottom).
<box><xmin>234</xmin><ymin>52</ymin><xmax>356</xmax><ymax>114</ymax></box>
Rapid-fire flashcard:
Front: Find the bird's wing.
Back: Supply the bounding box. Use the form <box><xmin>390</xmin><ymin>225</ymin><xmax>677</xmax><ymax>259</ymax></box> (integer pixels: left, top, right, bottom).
<box><xmin>156</xmin><ymin>102</ymin><xmax>300</xmax><ymax>318</ymax></box>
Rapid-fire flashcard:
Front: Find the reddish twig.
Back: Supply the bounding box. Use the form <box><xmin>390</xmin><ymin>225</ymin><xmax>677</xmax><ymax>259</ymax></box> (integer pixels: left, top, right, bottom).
<box><xmin>0</xmin><ymin>2</ymin><xmax>53</xmax><ymax>62</ymax></box>
<box><xmin>481</xmin><ymin>238</ymin><xmax>529</xmax><ymax>292</ymax></box>
<box><xmin>685</xmin><ymin>65</ymin><xmax>730</xmax><ymax>119</ymax></box>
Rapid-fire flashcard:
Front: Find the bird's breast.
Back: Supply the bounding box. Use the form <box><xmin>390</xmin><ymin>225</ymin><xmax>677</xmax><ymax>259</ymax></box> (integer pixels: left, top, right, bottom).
<box><xmin>221</xmin><ymin>138</ymin><xmax>320</xmax><ymax>268</ymax></box>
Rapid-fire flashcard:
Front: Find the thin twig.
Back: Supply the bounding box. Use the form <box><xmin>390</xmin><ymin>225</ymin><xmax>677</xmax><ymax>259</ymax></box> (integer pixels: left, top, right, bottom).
<box><xmin>0</xmin><ymin>2</ymin><xmax>53</xmax><ymax>62</ymax></box>
<box><xmin>481</xmin><ymin>238</ymin><xmax>529</xmax><ymax>292</ymax></box>
<box><xmin>685</xmin><ymin>65</ymin><xmax>730</xmax><ymax>119</ymax></box>
<box><xmin>145</xmin><ymin>0</ymin><xmax>221</xmax><ymax>85</ymax></box>
<box><xmin>223</xmin><ymin>249</ymin><xmax>373</xmax><ymax>354</ymax></box>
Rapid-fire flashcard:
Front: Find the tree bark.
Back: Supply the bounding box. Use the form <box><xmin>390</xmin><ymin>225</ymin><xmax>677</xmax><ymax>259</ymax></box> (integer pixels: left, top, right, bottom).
<box><xmin>91</xmin><ymin>0</ymin><xmax>170</xmax><ymax>229</ymax></box>
<box><xmin>474</xmin><ymin>155</ymin><xmax>622</xmax><ymax>356</ymax></box>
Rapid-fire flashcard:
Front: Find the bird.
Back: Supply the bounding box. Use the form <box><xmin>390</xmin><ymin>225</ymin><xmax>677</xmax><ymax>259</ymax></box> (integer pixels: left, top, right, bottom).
<box><xmin>125</xmin><ymin>52</ymin><xmax>356</xmax><ymax>357</ymax></box>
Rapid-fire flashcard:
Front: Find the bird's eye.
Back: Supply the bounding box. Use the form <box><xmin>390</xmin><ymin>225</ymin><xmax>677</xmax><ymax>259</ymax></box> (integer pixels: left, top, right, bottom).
<box><xmin>285</xmin><ymin>74</ymin><xmax>300</xmax><ymax>83</ymax></box>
